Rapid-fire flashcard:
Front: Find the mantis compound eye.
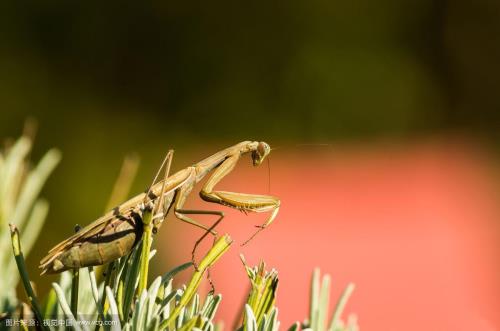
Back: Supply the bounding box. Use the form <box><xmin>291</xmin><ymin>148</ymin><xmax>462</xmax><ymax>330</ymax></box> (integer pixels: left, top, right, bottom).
<box><xmin>259</xmin><ymin>142</ymin><xmax>271</xmax><ymax>156</ymax></box>
<box><xmin>252</xmin><ymin>142</ymin><xmax>271</xmax><ymax>166</ymax></box>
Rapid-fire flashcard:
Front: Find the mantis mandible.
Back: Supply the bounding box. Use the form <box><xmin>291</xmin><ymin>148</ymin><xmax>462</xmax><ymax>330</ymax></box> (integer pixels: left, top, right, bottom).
<box><xmin>39</xmin><ymin>141</ymin><xmax>280</xmax><ymax>274</ymax></box>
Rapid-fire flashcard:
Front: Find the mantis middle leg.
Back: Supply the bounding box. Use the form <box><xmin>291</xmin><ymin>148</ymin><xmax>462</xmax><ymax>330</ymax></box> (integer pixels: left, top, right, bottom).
<box><xmin>174</xmin><ymin>182</ymin><xmax>223</xmax><ymax>268</ymax></box>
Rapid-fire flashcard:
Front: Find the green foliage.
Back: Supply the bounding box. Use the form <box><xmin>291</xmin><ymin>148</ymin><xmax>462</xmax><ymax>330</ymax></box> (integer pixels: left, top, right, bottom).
<box><xmin>240</xmin><ymin>263</ymin><xmax>358</xmax><ymax>331</ymax></box>
<box><xmin>302</xmin><ymin>269</ymin><xmax>357</xmax><ymax>331</ymax></box>
<box><xmin>0</xmin><ymin>133</ymin><xmax>61</xmax><ymax>313</ymax></box>
<box><xmin>240</xmin><ymin>256</ymin><xmax>280</xmax><ymax>331</ymax></box>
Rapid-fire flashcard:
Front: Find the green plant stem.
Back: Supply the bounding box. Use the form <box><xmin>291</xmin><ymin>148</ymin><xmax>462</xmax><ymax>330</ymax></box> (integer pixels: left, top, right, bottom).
<box><xmin>101</xmin><ymin>261</ymin><xmax>115</xmax><ymax>316</ymax></box>
<box><xmin>88</xmin><ymin>267</ymin><xmax>105</xmax><ymax>331</ymax></box>
<box><xmin>159</xmin><ymin>235</ymin><xmax>233</xmax><ymax>331</ymax></box>
<box><xmin>43</xmin><ymin>288</ymin><xmax>58</xmax><ymax>318</ymax></box>
<box><xmin>329</xmin><ymin>283</ymin><xmax>355</xmax><ymax>331</ymax></box>
<box><xmin>9</xmin><ymin>224</ymin><xmax>48</xmax><ymax>331</ymax></box>
<box><xmin>241</xmin><ymin>258</ymin><xmax>278</xmax><ymax>330</ymax></box>
<box><xmin>122</xmin><ymin>242</ymin><xmax>142</xmax><ymax>321</ymax></box>
<box><xmin>53</xmin><ymin>283</ymin><xmax>82</xmax><ymax>331</ymax></box>
<box><xmin>71</xmin><ymin>268</ymin><xmax>79</xmax><ymax>319</ymax></box>
<box><xmin>116</xmin><ymin>279</ymin><xmax>124</xmax><ymax>321</ymax></box>
<box><xmin>138</xmin><ymin>206</ymin><xmax>153</xmax><ymax>294</ymax></box>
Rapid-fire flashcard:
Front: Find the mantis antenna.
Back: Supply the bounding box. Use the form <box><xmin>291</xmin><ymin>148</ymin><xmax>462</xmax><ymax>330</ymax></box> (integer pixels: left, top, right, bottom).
<box><xmin>267</xmin><ymin>157</ymin><xmax>271</xmax><ymax>194</ymax></box>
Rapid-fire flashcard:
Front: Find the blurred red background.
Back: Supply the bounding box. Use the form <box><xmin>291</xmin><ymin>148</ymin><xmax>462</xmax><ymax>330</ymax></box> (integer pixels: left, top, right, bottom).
<box><xmin>159</xmin><ymin>138</ymin><xmax>500</xmax><ymax>330</ymax></box>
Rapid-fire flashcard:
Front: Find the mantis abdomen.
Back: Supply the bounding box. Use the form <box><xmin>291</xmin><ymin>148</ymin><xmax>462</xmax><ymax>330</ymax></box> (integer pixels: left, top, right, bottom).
<box><xmin>48</xmin><ymin>215</ymin><xmax>142</xmax><ymax>273</ymax></box>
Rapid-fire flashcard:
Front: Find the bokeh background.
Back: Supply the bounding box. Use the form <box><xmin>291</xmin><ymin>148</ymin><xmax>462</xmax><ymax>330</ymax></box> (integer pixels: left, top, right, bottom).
<box><xmin>1</xmin><ymin>0</ymin><xmax>499</xmax><ymax>330</ymax></box>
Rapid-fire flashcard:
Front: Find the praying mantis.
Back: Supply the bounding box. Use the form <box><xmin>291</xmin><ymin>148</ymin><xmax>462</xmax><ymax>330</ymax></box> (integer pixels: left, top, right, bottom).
<box><xmin>39</xmin><ymin>141</ymin><xmax>280</xmax><ymax>275</ymax></box>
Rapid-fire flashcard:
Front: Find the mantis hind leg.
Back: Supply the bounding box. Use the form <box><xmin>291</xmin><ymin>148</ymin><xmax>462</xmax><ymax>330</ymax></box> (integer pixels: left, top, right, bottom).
<box><xmin>144</xmin><ymin>149</ymin><xmax>174</xmax><ymax>203</ymax></box>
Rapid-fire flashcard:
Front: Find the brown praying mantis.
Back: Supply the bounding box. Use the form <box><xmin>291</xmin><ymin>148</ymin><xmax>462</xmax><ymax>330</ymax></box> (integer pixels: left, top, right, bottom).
<box><xmin>39</xmin><ymin>141</ymin><xmax>280</xmax><ymax>275</ymax></box>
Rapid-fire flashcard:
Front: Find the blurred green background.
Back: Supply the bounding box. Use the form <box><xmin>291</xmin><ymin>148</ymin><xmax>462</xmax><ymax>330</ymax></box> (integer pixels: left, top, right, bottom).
<box><xmin>0</xmin><ymin>0</ymin><xmax>499</xmax><ymax>296</ymax></box>
<box><xmin>2</xmin><ymin>0</ymin><xmax>499</xmax><ymax>142</ymax></box>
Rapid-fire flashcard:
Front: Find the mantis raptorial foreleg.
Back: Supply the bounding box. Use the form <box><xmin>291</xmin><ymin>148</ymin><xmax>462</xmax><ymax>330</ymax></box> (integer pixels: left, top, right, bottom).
<box><xmin>199</xmin><ymin>153</ymin><xmax>280</xmax><ymax>241</ymax></box>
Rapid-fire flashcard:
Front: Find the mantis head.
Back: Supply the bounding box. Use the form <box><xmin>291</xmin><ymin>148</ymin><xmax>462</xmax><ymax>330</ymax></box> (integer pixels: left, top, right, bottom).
<box><xmin>251</xmin><ymin>141</ymin><xmax>271</xmax><ymax>166</ymax></box>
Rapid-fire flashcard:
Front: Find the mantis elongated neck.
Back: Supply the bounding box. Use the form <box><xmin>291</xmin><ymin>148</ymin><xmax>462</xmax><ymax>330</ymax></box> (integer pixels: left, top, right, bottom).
<box><xmin>194</xmin><ymin>141</ymin><xmax>254</xmax><ymax>181</ymax></box>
